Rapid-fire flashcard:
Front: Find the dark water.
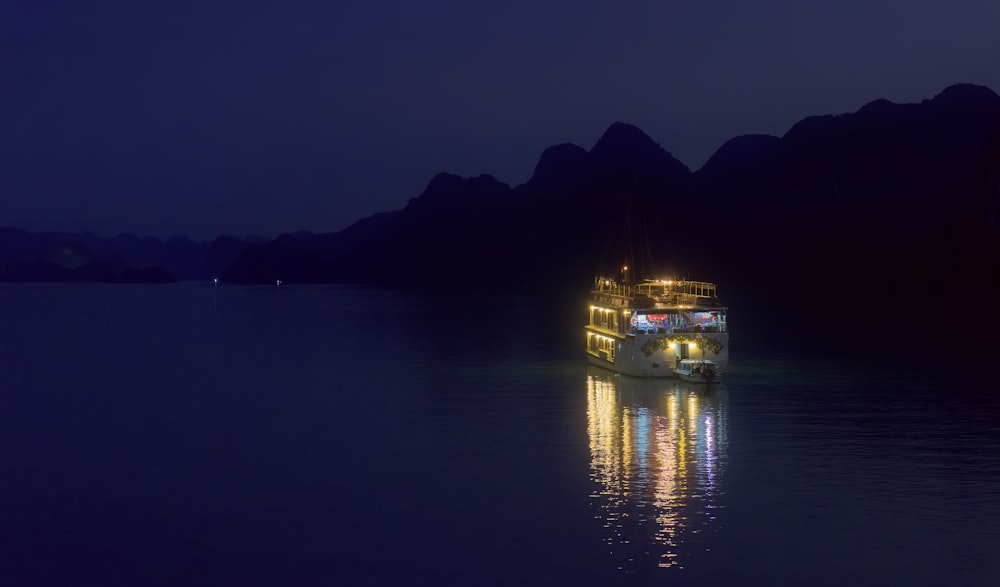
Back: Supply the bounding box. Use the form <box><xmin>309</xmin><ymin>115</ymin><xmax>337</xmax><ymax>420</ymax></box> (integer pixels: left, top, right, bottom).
<box><xmin>1</xmin><ymin>284</ymin><xmax>998</xmax><ymax>586</ymax></box>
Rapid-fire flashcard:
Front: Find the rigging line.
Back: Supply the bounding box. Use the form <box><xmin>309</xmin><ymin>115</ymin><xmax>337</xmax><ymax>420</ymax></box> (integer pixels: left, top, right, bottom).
<box><xmin>596</xmin><ymin>191</ymin><xmax>624</xmax><ymax>278</ymax></box>
<box><xmin>624</xmin><ymin>185</ymin><xmax>642</xmax><ymax>283</ymax></box>
<box><xmin>630</xmin><ymin>167</ymin><xmax>654</xmax><ymax>281</ymax></box>
<box><xmin>627</xmin><ymin>166</ymin><xmax>644</xmax><ymax>281</ymax></box>
<box><xmin>623</xmin><ymin>189</ymin><xmax>633</xmax><ymax>280</ymax></box>
<box><xmin>630</xmin><ymin>191</ymin><xmax>642</xmax><ymax>280</ymax></box>
<box><xmin>641</xmin><ymin>190</ymin><xmax>656</xmax><ymax>279</ymax></box>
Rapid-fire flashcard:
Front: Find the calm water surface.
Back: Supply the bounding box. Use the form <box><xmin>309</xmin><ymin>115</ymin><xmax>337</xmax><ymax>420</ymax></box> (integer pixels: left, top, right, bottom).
<box><xmin>1</xmin><ymin>284</ymin><xmax>998</xmax><ymax>586</ymax></box>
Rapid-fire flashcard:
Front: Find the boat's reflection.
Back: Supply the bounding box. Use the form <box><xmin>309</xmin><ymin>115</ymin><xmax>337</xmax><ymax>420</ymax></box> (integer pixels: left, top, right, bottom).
<box><xmin>586</xmin><ymin>368</ymin><xmax>728</xmax><ymax>571</ymax></box>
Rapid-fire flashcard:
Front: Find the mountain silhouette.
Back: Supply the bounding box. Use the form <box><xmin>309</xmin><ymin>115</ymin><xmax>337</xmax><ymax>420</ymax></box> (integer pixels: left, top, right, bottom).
<box><xmin>0</xmin><ymin>227</ymin><xmax>257</xmax><ymax>283</ymax></box>
<box><xmin>588</xmin><ymin>121</ymin><xmax>692</xmax><ymax>185</ymax></box>
<box><xmin>227</xmin><ymin>84</ymin><xmax>999</xmax><ymax>288</ymax></box>
<box><xmin>219</xmin><ymin>83</ymin><xmax>1000</xmax><ymax>348</ymax></box>
<box><xmin>5</xmin><ymin>83</ymin><xmax>1000</xmax><ymax>349</ymax></box>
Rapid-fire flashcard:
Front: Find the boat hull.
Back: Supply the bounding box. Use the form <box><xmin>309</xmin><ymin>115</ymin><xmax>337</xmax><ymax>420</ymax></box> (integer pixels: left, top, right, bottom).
<box><xmin>586</xmin><ymin>367</ymin><xmax>728</xmax><ymax>397</ymax></box>
<box><xmin>587</xmin><ymin>352</ymin><xmax>678</xmax><ymax>378</ymax></box>
<box><xmin>676</xmin><ymin>373</ymin><xmax>723</xmax><ymax>384</ymax></box>
<box><xmin>585</xmin><ymin>331</ymin><xmax>729</xmax><ymax>379</ymax></box>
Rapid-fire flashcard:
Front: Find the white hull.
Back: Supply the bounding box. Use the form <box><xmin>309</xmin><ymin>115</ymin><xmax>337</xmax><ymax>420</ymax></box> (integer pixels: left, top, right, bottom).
<box><xmin>585</xmin><ymin>331</ymin><xmax>729</xmax><ymax>379</ymax></box>
<box><xmin>586</xmin><ymin>367</ymin><xmax>728</xmax><ymax>397</ymax></box>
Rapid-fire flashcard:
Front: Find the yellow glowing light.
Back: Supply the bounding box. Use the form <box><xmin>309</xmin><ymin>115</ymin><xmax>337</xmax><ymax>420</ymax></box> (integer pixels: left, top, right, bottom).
<box><xmin>668</xmin><ymin>342</ymin><xmax>676</xmax><ymax>349</ymax></box>
<box><xmin>690</xmin><ymin>343</ymin><xmax>697</xmax><ymax>350</ymax></box>
<box><xmin>585</xmin><ymin>372</ymin><xmax>725</xmax><ymax>571</ymax></box>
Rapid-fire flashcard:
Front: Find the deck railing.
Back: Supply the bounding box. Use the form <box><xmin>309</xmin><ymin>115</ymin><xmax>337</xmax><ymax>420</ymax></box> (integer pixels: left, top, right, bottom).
<box><xmin>626</xmin><ymin>325</ymin><xmax>727</xmax><ymax>335</ymax></box>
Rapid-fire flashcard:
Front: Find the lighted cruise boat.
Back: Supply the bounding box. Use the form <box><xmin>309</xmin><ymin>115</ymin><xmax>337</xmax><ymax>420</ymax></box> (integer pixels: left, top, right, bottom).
<box><xmin>585</xmin><ymin>274</ymin><xmax>729</xmax><ymax>378</ymax></box>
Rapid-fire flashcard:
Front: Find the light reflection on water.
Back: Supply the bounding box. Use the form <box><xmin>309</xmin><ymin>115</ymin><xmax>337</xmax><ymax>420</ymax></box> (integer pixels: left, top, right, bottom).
<box><xmin>586</xmin><ymin>370</ymin><xmax>728</xmax><ymax>572</ymax></box>
<box><xmin>5</xmin><ymin>285</ymin><xmax>999</xmax><ymax>585</ymax></box>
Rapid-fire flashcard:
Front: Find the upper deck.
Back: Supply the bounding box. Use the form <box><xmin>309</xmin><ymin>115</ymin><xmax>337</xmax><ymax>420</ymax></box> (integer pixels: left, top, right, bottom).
<box><xmin>590</xmin><ymin>277</ymin><xmax>726</xmax><ymax>311</ymax></box>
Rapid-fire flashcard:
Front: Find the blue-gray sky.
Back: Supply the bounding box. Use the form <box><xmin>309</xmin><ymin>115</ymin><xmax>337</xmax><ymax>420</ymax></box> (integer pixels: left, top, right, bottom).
<box><xmin>3</xmin><ymin>0</ymin><xmax>999</xmax><ymax>239</ymax></box>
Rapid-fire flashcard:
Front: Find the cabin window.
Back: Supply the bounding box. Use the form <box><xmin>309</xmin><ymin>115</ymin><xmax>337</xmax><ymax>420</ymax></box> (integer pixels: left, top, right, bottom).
<box><xmin>587</xmin><ymin>333</ymin><xmax>617</xmax><ymax>362</ymax></box>
<box><xmin>591</xmin><ymin>307</ymin><xmax>619</xmax><ymax>330</ymax></box>
<box><xmin>630</xmin><ymin>311</ymin><xmax>685</xmax><ymax>334</ymax></box>
<box><xmin>676</xmin><ymin>310</ymin><xmax>725</xmax><ymax>333</ymax></box>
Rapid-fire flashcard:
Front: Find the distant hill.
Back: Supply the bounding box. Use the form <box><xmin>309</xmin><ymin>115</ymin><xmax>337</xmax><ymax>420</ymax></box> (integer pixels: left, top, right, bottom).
<box><xmin>229</xmin><ymin>84</ymin><xmax>998</xmax><ymax>269</ymax></box>
<box><xmin>224</xmin><ymin>119</ymin><xmax>697</xmax><ymax>287</ymax></box>
<box><xmin>0</xmin><ymin>228</ymin><xmax>257</xmax><ymax>283</ymax></box>
<box><xmin>5</xmin><ymin>83</ymin><xmax>1000</xmax><ymax>347</ymax></box>
<box><xmin>222</xmin><ymin>83</ymin><xmax>1000</xmax><ymax>346</ymax></box>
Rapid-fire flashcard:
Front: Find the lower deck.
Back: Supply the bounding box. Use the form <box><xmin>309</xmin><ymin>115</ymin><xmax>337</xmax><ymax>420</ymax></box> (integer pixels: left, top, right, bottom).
<box><xmin>585</xmin><ymin>328</ymin><xmax>729</xmax><ymax>378</ymax></box>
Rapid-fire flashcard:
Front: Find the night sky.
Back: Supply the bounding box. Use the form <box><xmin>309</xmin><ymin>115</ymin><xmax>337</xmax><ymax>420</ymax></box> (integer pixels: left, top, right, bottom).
<box><xmin>3</xmin><ymin>0</ymin><xmax>999</xmax><ymax>240</ymax></box>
